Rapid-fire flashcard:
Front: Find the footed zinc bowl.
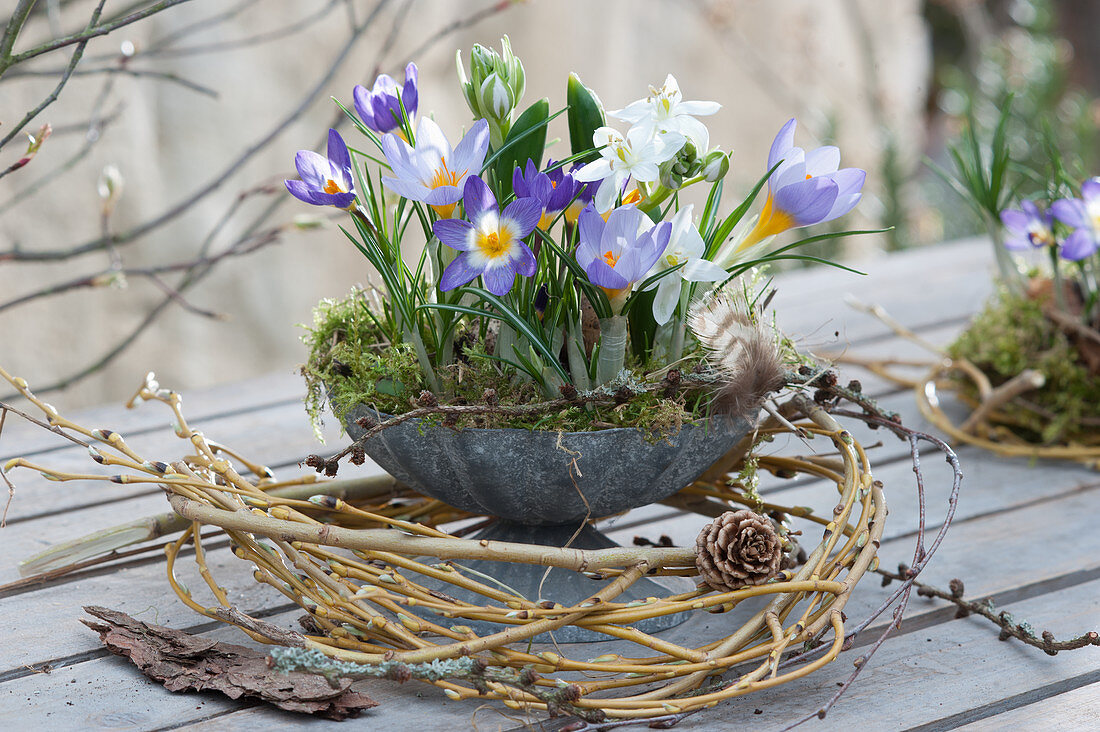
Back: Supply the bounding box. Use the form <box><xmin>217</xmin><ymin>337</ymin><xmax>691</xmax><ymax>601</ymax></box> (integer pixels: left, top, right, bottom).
<box><xmin>345</xmin><ymin>406</ymin><xmax>752</xmax><ymax>526</ymax></box>
<box><xmin>343</xmin><ymin>406</ymin><xmax>753</xmax><ymax>641</ymax></box>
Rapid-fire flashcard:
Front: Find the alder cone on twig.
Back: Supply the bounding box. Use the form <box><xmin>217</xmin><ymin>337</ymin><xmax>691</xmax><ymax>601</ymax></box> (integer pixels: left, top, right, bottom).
<box><xmin>695</xmin><ymin>509</ymin><xmax>784</xmax><ymax>591</ymax></box>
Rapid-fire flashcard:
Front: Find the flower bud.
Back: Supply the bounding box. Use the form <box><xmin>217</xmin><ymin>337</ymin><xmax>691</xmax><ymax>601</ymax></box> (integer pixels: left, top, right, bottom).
<box><xmin>97</xmin><ymin>164</ymin><xmax>124</xmax><ymax>215</ymax></box>
<box><xmin>658</xmin><ymin>159</ymin><xmax>683</xmax><ymax>190</ymax></box>
<box><xmin>479</xmin><ymin>73</ymin><xmax>514</xmax><ymax>122</ymax></box>
<box><xmin>456</xmin><ymin>35</ymin><xmax>526</xmax><ymax>139</ymax></box>
<box><xmin>500</xmin><ymin>35</ymin><xmax>525</xmax><ymax>102</ymax></box>
<box><xmin>703</xmin><ymin>149</ymin><xmax>731</xmax><ymax>182</ymax></box>
<box><xmin>471</xmin><ymin>43</ymin><xmax>496</xmax><ymax>81</ymax></box>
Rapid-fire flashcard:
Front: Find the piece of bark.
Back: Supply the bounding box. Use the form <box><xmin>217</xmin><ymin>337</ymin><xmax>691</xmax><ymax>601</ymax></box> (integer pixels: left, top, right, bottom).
<box><xmin>81</xmin><ymin>606</ymin><xmax>377</xmax><ymax>720</ymax></box>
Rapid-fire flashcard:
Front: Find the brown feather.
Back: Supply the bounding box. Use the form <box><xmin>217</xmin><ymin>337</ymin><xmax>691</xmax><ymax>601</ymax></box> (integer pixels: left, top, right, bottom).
<box><xmin>688</xmin><ymin>293</ymin><xmax>784</xmax><ymax>421</ymax></box>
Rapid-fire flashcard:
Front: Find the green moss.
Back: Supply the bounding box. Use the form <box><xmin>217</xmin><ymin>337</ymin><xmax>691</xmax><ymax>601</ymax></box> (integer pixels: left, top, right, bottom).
<box><xmin>947</xmin><ymin>288</ymin><xmax>1100</xmax><ymax>444</ymax></box>
<box><xmin>300</xmin><ymin>288</ymin><xmax>718</xmax><ymax>440</ymax></box>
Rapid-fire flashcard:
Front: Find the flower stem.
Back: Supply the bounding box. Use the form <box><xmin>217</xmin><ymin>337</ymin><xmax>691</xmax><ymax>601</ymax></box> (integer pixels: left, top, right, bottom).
<box><xmin>986</xmin><ymin>212</ymin><xmax>1021</xmax><ymax>293</ymax></box>
<box><xmin>1050</xmin><ymin>246</ymin><xmax>1068</xmax><ymax>314</ymax></box>
<box><xmin>596</xmin><ymin>315</ymin><xmax>628</xmax><ymax>386</ymax></box>
<box><xmin>566</xmin><ymin>320</ymin><xmax>591</xmax><ymax>391</ymax></box>
<box><xmin>394</xmin><ymin>307</ymin><xmax>439</xmax><ymax>393</ymax></box>
<box><xmin>670</xmin><ymin>287</ymin><xmax>691</xmax><ymax>361</ymax></box>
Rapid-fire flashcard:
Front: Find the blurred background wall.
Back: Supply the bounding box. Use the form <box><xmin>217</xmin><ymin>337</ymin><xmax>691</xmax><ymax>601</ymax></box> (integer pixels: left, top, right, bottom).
<box><xmin>0</xmin><ymin>0</ymin><xmax>1094</xmax><ymax>409</ymax></box>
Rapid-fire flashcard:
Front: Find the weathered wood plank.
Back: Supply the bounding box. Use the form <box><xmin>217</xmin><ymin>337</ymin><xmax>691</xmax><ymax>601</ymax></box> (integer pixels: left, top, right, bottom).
<box><xmin>0</xmin><ymin>370</ymin><xmax>307</xmax><ymax>460</ymax></box>
<box><xmin>770</xmin><ymin>237</ymin><xmax>993</xmax><ymax>344</ymax></box>
<box><xmin>0</xmin><ymin>397</ymin><xmax>354</xmax><ymax>526</ymax></box>
<box><xmin>665</xmin><ymin>577</ymin><xmax>1100</xmax><ymax>731</ymax></box>
<box><xmin>952</xmin><ymin>680</ymin><xmax>1100</xmax><ymax>731</ymax></box>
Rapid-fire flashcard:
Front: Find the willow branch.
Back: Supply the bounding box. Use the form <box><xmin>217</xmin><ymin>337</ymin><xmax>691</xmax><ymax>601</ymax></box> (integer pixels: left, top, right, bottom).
<box><xmin>167</xmin><ymin>492</ymin><xmax>694</xmax><ymax>572</ymax></box>
<box><xmin>958</xmin><ymin>369</ymin><xmax>1045</xmax><ymax>434</ymax></box>
<box><xmin>0</xmin><ymin>0</ymin><xmax>103</xmax><ymax>157</ymax></box>
<box><xmin>2</xmin><ymin>0</ymin><xmax>195</xmax><ymax>69</ymax></box>
<box><xmin>0</xmin><ymin>0</ymin><xmax>386</xmax><ymax>262</ymax></box>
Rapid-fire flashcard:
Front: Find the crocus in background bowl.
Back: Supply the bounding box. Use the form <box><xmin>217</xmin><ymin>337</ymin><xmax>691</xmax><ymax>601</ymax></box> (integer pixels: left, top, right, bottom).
<box><xmin>288</xmin><ymin>35</ymin><xmax>869</xmax><ymax>626</ymax></box>
<box><xmin>931</xmin><ymin>104</ymin><xmax>1100</xmax><ymax>461</ymax></box>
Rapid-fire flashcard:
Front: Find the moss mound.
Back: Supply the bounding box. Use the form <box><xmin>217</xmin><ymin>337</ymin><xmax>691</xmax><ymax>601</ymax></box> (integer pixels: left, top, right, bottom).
<box><xmin>947</xmin><ymin>288</ymin><xmax>1100</xmax><ymax>444</ymax></box>
<box><xmin>300</xmin><ymin>288</ymin><xmax>718</xmax><ymax>440</ymax></box>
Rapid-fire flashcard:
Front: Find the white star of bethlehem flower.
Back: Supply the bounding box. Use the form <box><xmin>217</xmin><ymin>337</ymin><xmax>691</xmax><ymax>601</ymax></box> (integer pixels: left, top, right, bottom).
<box><xmin>643</xmin><ymin>205</ymin><xmax>728</xmax><ymax>325</ymax></box>
<box><xmin>574</xmin><ymin>126</ymin><xmax>684</xmax><ymax>213</ymax></box>
<box><xmin>610</xmin><ymin>74</ymin><xmax>721</xmax><ymax>153</ymax></box>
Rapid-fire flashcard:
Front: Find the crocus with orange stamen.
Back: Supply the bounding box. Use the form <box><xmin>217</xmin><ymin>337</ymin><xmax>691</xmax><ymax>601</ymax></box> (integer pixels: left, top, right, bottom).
<box><xmin>739</xmin><ymin>118</ymin><xmax>865</xmax><ymax>251</ymax></box>
<box><xmin>512</xmin><ymin>159</ymin><xmax>586</xmax><ymax>231</ymax></box>
<box><xmin>575</xmin><ymin>204</ymin><xmax>671</xmax><ymax>309</ymax></box>
<box><xmin>284</xmin><ymin>129</ymin><xmax>356</xmax><ymax>209</ymax></box>
<box><xmin>432</xmin><ymin>175</ymin><xmax>542</xmax><ymax>296</ymax></box>
<box><xmin>381</xmin><ymin>118</ymin><xmax>489</xmax><ymax>218</ymax></box>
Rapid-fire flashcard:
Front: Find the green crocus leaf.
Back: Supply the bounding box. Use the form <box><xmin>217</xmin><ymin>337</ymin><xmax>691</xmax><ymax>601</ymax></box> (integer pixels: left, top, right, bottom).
<box><xmin>493</xmin><ymin>98</ymin><xmax>549</xmax><ymax>197</ymax></box>
<box><xmin>567</xmin><ymin>72</ymin><xmax>605</xmax><ymax>164</ymax></box>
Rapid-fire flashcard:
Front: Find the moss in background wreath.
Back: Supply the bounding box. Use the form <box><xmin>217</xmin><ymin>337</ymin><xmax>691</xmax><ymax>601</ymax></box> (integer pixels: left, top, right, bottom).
<box><xmin>300</xmin><ymin>288</ymin><xmax>717</xmax><ymax>440</ymax></box>
<box><xmin>947</xmin><ymin>288</ymin><xmax>1100</xmax><ymax>444</ymax></box>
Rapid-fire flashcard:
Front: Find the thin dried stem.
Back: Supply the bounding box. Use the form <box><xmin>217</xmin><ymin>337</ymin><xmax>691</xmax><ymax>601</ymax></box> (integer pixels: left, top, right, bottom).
<box><xmin>878</xmin><ymin>570</ymin><xmax>1100</xmax><ymax>655</ymax></box>
<box><xmin>0</xmin><ymin>1</ymin><xmax>105</xmax><ymax>165</ymax></box>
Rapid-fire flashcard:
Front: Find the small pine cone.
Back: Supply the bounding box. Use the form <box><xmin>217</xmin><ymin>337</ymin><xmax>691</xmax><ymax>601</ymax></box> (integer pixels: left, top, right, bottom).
<box><xmin>695</xmin><ymin>510</ymin><xmax>784</xmax><ymax>591</ymax></box>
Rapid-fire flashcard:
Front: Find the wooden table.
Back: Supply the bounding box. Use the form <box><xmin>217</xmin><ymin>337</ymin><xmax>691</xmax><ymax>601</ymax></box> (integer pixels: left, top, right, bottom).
<box><xmin>2</xmin><ymin>238</ymin><xmax>1098</xmax><ymax>730</ymax></box>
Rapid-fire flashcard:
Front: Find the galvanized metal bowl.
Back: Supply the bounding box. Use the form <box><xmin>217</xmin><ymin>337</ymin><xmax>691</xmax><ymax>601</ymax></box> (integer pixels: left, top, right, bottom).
<box><xmin>344</xmin><ymin>406</ymin><xmax>752</xmax><ymax>527</ymax></box>
<box><xmin>343</xmin><ymin>406</ymin><xmax>753</xmax><ymax>640</ymax></box>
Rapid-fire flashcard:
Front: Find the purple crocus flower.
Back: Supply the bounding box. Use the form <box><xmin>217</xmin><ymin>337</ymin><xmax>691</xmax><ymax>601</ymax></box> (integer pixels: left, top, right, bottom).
<box><xmin>512</xmin><ymin>159</ymin><xmax>584</xmax><ymax>230</ymax></box>
<box><xmin>381</xmin><ymin>117</ymin><xmax>490</xmax><ymax>218</ymax></box>
<box><xmin>353</xmin><ymin>63</ymin><xmax>418</xmax><ymax>135</ymax></box>
<box><xmin>742</xmin><ymin>118</ymin><xmax>865</xmax><ymax>248</ymax></box>
<box><xmin>564</xmin><ymin>163</ymin><xmax>598</xmax><ymax>225</ymax></box>
<box><xmin>1051</xmin><ymin>177</ymin><xmax>1100</xmax><ymax>261</ymax></box>
<box><xmin>432</xmin><ymin>175</ymin><xmax>542</xmax><ymax>296</ymax></box>
<box><xmin>575</xmin><ymin>204</ymin><xmax>671</xmax><ymax>301</ymax></box>
<box><xmin>284</xmin><ymin>129</ymin><xmax>356</xmax><ymax>209</ymax></box>
<box><xmin>1000</xmin><ymin>200</ymin><xmax>1055</xmax><ymax>251</ymax></box>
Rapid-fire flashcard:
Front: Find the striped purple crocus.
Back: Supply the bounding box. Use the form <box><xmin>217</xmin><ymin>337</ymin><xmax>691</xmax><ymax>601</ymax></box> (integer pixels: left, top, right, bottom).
<box><xmin>432</xmin><ymin>175</ymin><xmax>542</xmax><ymax>296</ymax></box>
<box><xmin>575</xmin><ymin>204</ymin><xmax>671</xmax><ymax>303</ymax></box>
<box><xmin>354</xmin><ymin>63</ymin><xmax>418</xmax><ymax>135</ymax></box>
<box><xmin>284</xmin><ymin>129</ymin><xmax>356</xmax><ymax>209</ymax></box>
<box><xmin>1000</xmin><ymin>200</ymin><xmax>1055</xmax><ymax>251</ymax></box>
<box><xmin>381</xmin><ymin>118</ymin><xmax>489</xmax><ymax>219</ymax></box>
<box><xmin>1051</xmin><ymin>178</ymin><xmax>1100</xmax><ymax>260</ymax></box>
<box><xmin>740</xmin><ymin>118</ymin><xmax>865</xmax><ymax>250</ymax></box>
<box><xmin>512</xmin><ymin>159</ymin><xmax>585</xmax><ymax>230</ymax></box>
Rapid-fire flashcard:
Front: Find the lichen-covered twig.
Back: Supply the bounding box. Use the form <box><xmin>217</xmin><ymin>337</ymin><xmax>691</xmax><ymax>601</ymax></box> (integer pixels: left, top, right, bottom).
<box><xmin>271</xmin><ymin>647</ymin><xmax>599</xmax><ymax>721</ymax></box>
<box><xmin>879</xmin><ymin>569</ymin><xmax>1100</xmax><ymax>655</ymax></box>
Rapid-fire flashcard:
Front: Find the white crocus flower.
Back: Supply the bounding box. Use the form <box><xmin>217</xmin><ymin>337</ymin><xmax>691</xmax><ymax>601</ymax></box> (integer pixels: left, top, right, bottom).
<box><xmin>645</xmin><ymin>205</ymin><xmax>728</xmax><ymax>325</ymax></box>
<box><xmin>574</xmin><ymin>126</ymin><xmax>684</xmax><ymax>212</ymax></box>
<box><xmin>610</xmin><ymin>74</ymin><xmax>720</xmax><ymax>153</ymax></box>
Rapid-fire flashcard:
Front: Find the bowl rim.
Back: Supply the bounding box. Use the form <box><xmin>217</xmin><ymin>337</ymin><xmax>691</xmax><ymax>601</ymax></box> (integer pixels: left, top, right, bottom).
<box><xmin>348</xmin><ymin>405</ymin><xmax>744</xmax><ymax>440</ymax></box>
